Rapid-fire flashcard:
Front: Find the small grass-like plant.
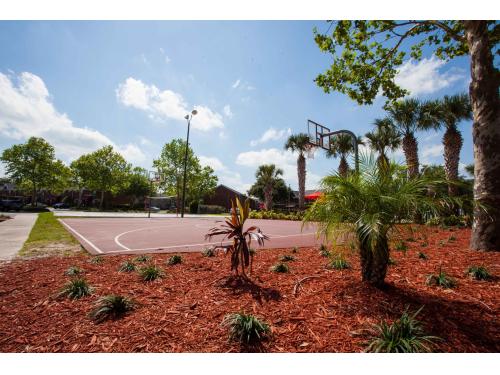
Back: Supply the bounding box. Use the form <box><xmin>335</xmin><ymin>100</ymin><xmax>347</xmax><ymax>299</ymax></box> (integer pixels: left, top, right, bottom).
<box><xmin>89</xmin><ymin>256</ymin><xmax>104</xmax><ymax>264</ymax></box>
<box><xmin>118</xmin><ymin>260</ymin><xmax>137</xmax><ymax>273</ymax></box>
<box><xmin>394</xmin><ymin>240</ymin><xmax>408</xmax><ymax>254</ymax></box>
<box><xmin>202</xmin><ymin>247</ymin><xmax>216</xmax><ymax>257</ymax></box>
<box><xmin>58</xmin><ymin>278</ymin><xmax>93</xmax><ymax>299</ymax></box>
<box><xmin>222</xmin><ymin>313</ymin><xmax>270</xmax><ymax>345</ymax></box>
<box><xmin>448</xmin><ymin>234</ymin><xmax>457</xmax><ymax>242</ymax></box>
<box><xmin>270</xmin><ymin>262</ymin><xmax>289</xmax><ymax>273</ymax></box>
<box><xmin>420</xmin><ymin>242</ymin><xmax>428</xmax><ymax>247</ymax></box>
<box><xmin>438</xmin><ymin>240</ymin><xmax>445</xmax><ymax>247</ymax></box>
<box><xmin>249</xmin><ymin>248</ymin><xmax>257</xmax><ymax>257</ymax></box>
<box><xmin>89</xmin><ymin>295</ymin><xmax>135</xmax><ymax>323</ymax></box>
<box><xmin>65</xmin><ymin>266</ymin><xmax>84</xmax><ymax>276</ymax></box>
<box><xmin>319</xmin><ymin>244</ymin><xmax>330</xmax><ymax>257</ymax></box>
<box><xmin>134</xmin><ymin>254</ymin><xmax>151</xmax><ymax>263</ymax></box>
<box><xmin>291</xmin><ymin>246</ymin><xmax>299</xmax><ymax>254</ymax></box>
<box><xmin>167</xmin><ymin>255</ymin><xmax>183</xmax><ymax>266</ymax></box>
<box><xmin>365</xmin><ymin>306</ymin><xmax>440</xmax><ymax>353</ymax></box>
<box><xmin>279</xmin><ymin>254</ymin><xmax>295</xmax><ymax>262</ymax></box>
<box><xmin>139</xmin><ymin>265</ymin><xmax>165</xmax><ymax>282</ymax></box>
<box><xmin>327</xmin><ymin>254</ymin><xmax>350</xmax><ymax>270</ymax></box>
<box><xmin>388</xmin><ymin>257</ymin><xmax>397</xmax><ymax>266</ymax></box>
<box><xmin>426</xmin><ymin>267</ymin><xmax>456</xmax><ymax>288</ymax></box>
<box><xmin>418</xmin><ymin>252</ymin><xmax>428</xmax><ymax>260</ymax></box>
<box><xmin>467</xmin><ymin>265</ymin><xmax>491</xmax><ymax>281</ymax></box>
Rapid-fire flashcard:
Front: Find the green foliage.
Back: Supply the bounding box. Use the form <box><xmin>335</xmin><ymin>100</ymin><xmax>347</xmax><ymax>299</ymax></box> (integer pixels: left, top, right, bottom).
<box><xmin>448</xmin><ymin>234</ymin><xmax>457</xmax><ymax>241</ymax></box>
<box><xmin>222</xmin><ymin>313</ymin><xmax>270</xmax><ymax>345</ymax></box>
<box><xmin>89</xmin><ymin>256</ymin><xmax>104</xmax><ymax>264</ymax></box>
<box><xmin>202</xmin><ymin>247</ymin><xmax>216</xmax><ymax>257</ymax></box>
<box><xmin>365</xmin><ymin>307</ymin><xmax>440</xmax><ymax>353</ymax></box>
<box><xmin>0</xmin><ymin>137</ymin><xmax>71</xmax><ymax>205</ymax></box>
<box><xmin>279</xmin><ymin>254</ymin><xmax>295</xmax><ymax>262</ymax></box>
<box><xmin>58</xmin><ymin>278</ymin><xmax>93</xmax><ymax>299</ymax></box>
<box><xmin>134</xmin><ymin>255</ymin><xmax>151</xmax><ymax>263</ymax></box>
<box><xmin>248</xmin><ymin>210</ymin><xmax>304</xmax><ymax>221</ymax></box>
<box><xmin>394</xmin><ymin>241</ymin><xmax>408</xmax><ymax>253</ymax></box>
<box><xmin>249</xmin><ymin>248</ymin><xmax>257</xmax><ymax>257</ymax></box>
<box><xmin>426</xmin><ymin>268</ymin><xmax>456</xmax><ymax>288</ymax></box>
<box><xmin>248</xmin><ymin>164</ymin><xmax>286</xmax><ymax>210</ymax></box>
<box><xmin>467</xmin><ymin>266</ymin><xmax>491</xmax><ymax>281</ymax></box>
<box><xmin>167</xmin><ymin>255</ymin><xmax>183</xmax><ymax>266</ymax></box>
<box><xmin>291</xmin><ymin>246</ymin><xmax>299</xmax><ymax>254</ymax></box>
<box><xmin>388</xmin><ymin>257</ymin><xmax>397</xmax><ymax>266</ymax></box>
<box><xmin>319</xmin><ymin>244</ymin><xmax>330</xmax><ymax>257</ymax></box>
<box><xmin>327</xmin><ymin>254</ymin><xmax>350</xmax><ymax>270</ymax></box>
<box><xmin>65</xmin><ymin>266</ymin><xmax>84</xmax><ymax>277</ymax></box>
<box><xmin>89</xmin><ymin>295</ymin><xmax>135</xmax><ymax>323</ymax></box>
<box><xmin>270</xmin><ymin>262</ymin><xmax>289</xmax><ymax>273</ymax></box>
<box><xmin>123</xmin><ymin>167</ymin><xmax>152</xmax><ymax>202</ymax></box>
<box><xmin>418</xmin><ymin>252</ymin><xmax>428</xmax><ymax>260</ymax></box>
<box><xmin>118</xmin><ymin>261</ymin><xmax>137</xmax><ymax>273</ymax></box>
<box><xmin>365</xmin><ymin>118</ymin><xmax>401</xmax><ymax>168</ymax></box>
<box><xmin>139</xmin><ymin>265</ymin><xmax>165</xmax><ymax>282</ymax></box>
<box><xmin>425</xmin><ymin>217</ymin><xmax>441</xmax><ymax>226</ymax></box>
<box><xmin>420</xmin><ymin>242</ymin><xmax>429</xmax><ymax>248</ymax></box>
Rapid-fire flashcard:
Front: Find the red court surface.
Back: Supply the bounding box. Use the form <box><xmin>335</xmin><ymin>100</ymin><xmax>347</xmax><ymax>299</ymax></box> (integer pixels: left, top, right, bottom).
<box><xmin>59</xmin><ymin>217</ymin><xmax>322</xmax><ymax>255</ymax></box>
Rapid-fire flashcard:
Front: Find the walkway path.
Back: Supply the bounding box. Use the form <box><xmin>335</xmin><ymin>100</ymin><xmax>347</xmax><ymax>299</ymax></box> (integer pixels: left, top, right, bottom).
<box><xmin>0</xmin><ymin>213</ymin><xmax>37</xmax><ymax>260</ymax></box>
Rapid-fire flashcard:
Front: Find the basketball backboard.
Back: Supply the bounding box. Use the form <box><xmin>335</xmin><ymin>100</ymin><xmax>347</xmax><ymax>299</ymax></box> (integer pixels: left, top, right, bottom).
<box><xmin>307</xmin><ymin>119</ymin><xmax>333</xmax><ymax>151</ymax></box>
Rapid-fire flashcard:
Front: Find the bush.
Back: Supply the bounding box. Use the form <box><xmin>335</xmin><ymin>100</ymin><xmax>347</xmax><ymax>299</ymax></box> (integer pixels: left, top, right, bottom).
<box><xmin>467</xmin><ymin>265</ymin><xmax>491</xmax><ymax>280</ymax></box>
<box><xmin>418</xmin><ymin>252</ymin><xmax>428</xmax><ymax>260</ymax></box>
<box><xmin>118</xmin><ymin>261</ymin><xmax>136</xmax><ymax>273</ymax></box>
<box><xmin>222</xmin><ymin>313</ymin><xmax>270</xmax><ymax>345</ymax></box>
<box><xmin>65</xmin><ymin>266</ymin><xmax>84</xmax><ymax>276</ymax></box>
<box><xmin>425</xmin><ymin>217</ymin><xmax>441</xmax><ymax>226</ymax></box>
<box><xmin>327</xmin><ymin>255</ymin><xmax>350</xmax><ymax>270</ymax></box>
<box><xmin>58</xmin><ymin>278</ymin><xmax>93</xmax><ymax>299</ymax></box>
<box><xmin>202</xmin><ymin>247</ymin><xmax>216</xmax><ymax>257</ymax></box>
<box><xmin>134</xmin><ymin>255</ymin><xmax>151</xmax><ymax>263</ymax></box>
<box><xmin>279</xmin><ymin>254</ymin><xmax>295</xmax><ymax>262</ymax></box>
<box><xmin>426</xmin><ymin>268</ymin><xmax>456</xmax><ymax>288</ymax></box>
<box><xmin>167</xmin><ymin>255</ymin><xmax>183</xmax><ymax>266</ymax></box>
<box><xmin>365</xmin><ymin>307</ymin><xmax>440</xmax><ymax>353</ymax></box>
<box><xmin>89</xmin><ymin>295</ymin><xmax>135</xmax><ymax>323</ymax></box>
<box><xmin>270</xmin><ymin>262</ymin><xmax>289</xmax><ymax>273</ymax></box>
<box><xmin>189</xmin><ymin>200</ymin><xmax>199</xmax><ymax>214</ymax></box>
<box><xmin>139</xmin><ymin>265</ymin><xmax>165</xmax><ymax>281</ymax></box>
<box><xmin>89</xmin><ymin>256</ymin><xmax>104</xmax><ymax>264</ymax></box>
<box><xmin>319</xmin><ymin>244</ymin><xmax>330</xmax><ymax>257</ymax></box>
<box><xmin>249</xmin><ymin>210</ymin><xmax>304</xmax><ymax>221</ymax></box>
<box><xmin>394</xmin><ymin>241</ymin><xmax>407</xmax><ymax>253</ymax></box>
<box><xmin>198</xmin><ymin>204</ymin><xmax>226</xmax><ymax>214</ymax></box>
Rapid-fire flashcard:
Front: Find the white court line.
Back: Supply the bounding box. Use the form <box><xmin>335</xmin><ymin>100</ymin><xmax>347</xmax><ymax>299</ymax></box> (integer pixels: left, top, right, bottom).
<box><xmin>105</xmin><ymin>231</ymin><xmax>317</xmax><ymax>254</ymax></box>
<box><xmin>59</xmin><ymin>219</ymin><xmax>103</xmax><ymax>254</ymax></box>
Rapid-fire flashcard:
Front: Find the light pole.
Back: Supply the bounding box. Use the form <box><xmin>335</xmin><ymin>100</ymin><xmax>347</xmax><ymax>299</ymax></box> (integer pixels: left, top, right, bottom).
<box><xmin>180</xmin><ymin>109</ymin><xmax>197</xmax><ymax>218</ymax></box>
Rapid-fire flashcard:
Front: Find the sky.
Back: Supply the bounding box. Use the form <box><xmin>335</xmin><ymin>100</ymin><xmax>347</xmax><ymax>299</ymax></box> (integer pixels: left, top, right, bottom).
<box><xmin>0</xmin><ymin>21</ymin><xmax>473</xmax><ymax>193</ymax></box>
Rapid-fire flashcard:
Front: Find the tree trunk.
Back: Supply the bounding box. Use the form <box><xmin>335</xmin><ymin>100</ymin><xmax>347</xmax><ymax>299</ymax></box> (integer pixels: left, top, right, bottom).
<box><xmin>100</xmin><ymin>190</ymin><xmax>104</xmax><ymax>211</ymax></box>
<box><xmin>338</xmin><ymin>155</ymin><xmax>349</xmax><ymax>177</ymax></box>
<box><xmin>359</xmin><ymin>235</ymin><xmax>389</xmax><ymax>288</ymax></box>
<box><xmin>402</xmin><ymin>133</ymin><xmax>419</xmax><ymax>178</ymax></box>
<box><xmin>465</xmin><ymin>21</ymin><xmax>500</xmax><ymax>251</ymax></box>
<box><xmin>297</xmin><ymin>154</ymin><xmax>306</xmax><ymax>209</ymax></box>
<box><xmin>32</xmin><ymin>183</ymin><xmax>37</xmax><ymax>207</ymax></box>
<box><xmin>77</xmin><ymin>187</ymin><xmax>84</xmax><ymax>208</ymax></box>
<box><xmin>443</xmin><ymin>125</ymin><xmax>463</xmax><ymax>196</ymax></box>
<box><xmin>264</xmin><ymin>186</ymin><xmax>273</xmax><ymax>210</ymax></box>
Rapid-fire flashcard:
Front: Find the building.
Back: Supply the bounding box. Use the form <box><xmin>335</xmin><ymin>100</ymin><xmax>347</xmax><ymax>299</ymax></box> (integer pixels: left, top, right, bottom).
<box><xmin>203</xmin><ymin>184</ymin><xmax>259</xmax><ymax>211</ymax></box>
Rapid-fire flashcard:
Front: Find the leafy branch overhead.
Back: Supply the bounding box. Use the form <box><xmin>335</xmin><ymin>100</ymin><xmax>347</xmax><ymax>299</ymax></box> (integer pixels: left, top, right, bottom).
<box><xmin>314</xmin><ymin>20</ymin><xmax>499</xmax><ymax>105</ymax></box>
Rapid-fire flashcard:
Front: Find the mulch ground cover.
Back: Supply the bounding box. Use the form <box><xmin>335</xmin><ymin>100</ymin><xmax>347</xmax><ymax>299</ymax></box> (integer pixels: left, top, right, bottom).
<box><xmin>0</xmin><ymin>226</ymin><xmax>499</xmax><ymax>352</ymax></box>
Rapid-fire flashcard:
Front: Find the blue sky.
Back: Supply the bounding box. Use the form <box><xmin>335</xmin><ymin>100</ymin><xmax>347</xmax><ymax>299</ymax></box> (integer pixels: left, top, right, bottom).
<box><xmin>0</xmin><ymin>21</ymin><xmax>472</xmax><ymax>192</ymax></box>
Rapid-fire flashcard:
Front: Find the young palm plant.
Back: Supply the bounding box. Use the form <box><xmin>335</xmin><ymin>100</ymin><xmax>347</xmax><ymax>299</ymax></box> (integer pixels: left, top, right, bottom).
<box><xmin>305</xmin><ymin>153</ymin><xmax>444</xmax><ymax>287</ymax></box>
<box><xmin>365</xmin><ymin>118</ymin><xmax>401</xmax><ymax>169</ymax></box>
<box><xmin>222</xmin><ymin>313</ymin><xmax>271</xmax><ymax>345</ymax></box>
<box><xmin>89</xmin><ymin>295</ymin><xmax>135</xmax><ymax>323</ymax></box>
<box><xmin>284</xmin><ymin>133</ymin><xmax>311</xmax><ymax>209</ymax></box>
<box><xmin>205</xmin><ymin>198</ymin><xmax>268</xmax><ymax>277</ymax></box>
<box><xmin>326</xmin><ymin>134</ymin><xmax>363</xmax><ymax>177</ymax></box>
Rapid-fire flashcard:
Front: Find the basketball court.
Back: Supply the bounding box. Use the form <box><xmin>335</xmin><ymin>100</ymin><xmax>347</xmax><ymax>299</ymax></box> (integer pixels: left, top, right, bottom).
<box><xmin>59</xmin><ymin>217</ymin><xmax>322</xmax><ymax>255</ymax></box>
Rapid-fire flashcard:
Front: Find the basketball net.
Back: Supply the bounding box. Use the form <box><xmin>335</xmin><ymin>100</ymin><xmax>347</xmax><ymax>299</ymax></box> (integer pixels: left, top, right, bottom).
<box><xmin>305</xmin><ymin>144</ymin><xmax>316</xmax><ymax>159</ymax></box>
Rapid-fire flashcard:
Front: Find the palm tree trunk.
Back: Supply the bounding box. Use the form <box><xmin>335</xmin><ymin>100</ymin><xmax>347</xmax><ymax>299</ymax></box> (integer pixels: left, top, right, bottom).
<box><xmin>443</xmin><ymin>125</ymin><xmax>463</xmax><ymax>196</ymax></box>
<box><xmin>297</xmin><ymin>154</ymin><xmax>306</xmax><ymax>209</ymax></box>
<box><xmin>465</xmin><ymin>21</ymin><xmax>500</xmax><ymax>251</ymax></box>
<box><xmin>359</xmin><ymin>235</ymin><xmax>389</xmax><ymax>287</ymax></box>
<box><xmin>338</xmin><ymin>155</ymin><xmax>349</xmax><ymax>177</ymax></box>
<box><xmin>100</xmin><ymin>190</ymin><xmax>104</xmax><ymax>210</ymax></box>
<box><xmin>402</xmin><ymin>133</ymin><xmax>419</xmax><ymax>178</ymax></box>
<box><xmin>264</xmin><ymin>186</ymin><xmax>273</xmax><ymax>210</ymax></box>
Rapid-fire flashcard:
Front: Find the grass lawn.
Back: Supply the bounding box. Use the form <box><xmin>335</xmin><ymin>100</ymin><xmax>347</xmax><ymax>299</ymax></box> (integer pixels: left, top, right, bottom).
<box><xmin>19</xmin><ymin>212</ymin><xmax>82</xmax><ymax>257</ymax></box>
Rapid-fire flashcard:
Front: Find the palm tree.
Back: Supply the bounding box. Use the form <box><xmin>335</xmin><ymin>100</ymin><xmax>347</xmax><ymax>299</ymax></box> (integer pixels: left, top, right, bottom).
<box><xmin>284</xmin><ymin>133</ymin><xmax>310</xmax><ymax>209</ymax></box>
<box><xmin>365</xmin><ymin>118</ymin><xmax>401</xmax><ymax>169</ymax></box>
<box><xmin>255</xmin><ymin>164</ymin><xmax>284</xmax><ymax>210</ymax></box>
<box><xmin>386</xmin><ymin>98</ymin><xmax>438</xmax><ymax>178</ymax></box>
<box><xmin>304</xmin><ymin>154</ymin><xmax>443</xmax><ymax>287</ymax></box>
<box><xmin>326</xmin><ymin>134</ymin><xmax>363</xmax><ymax>177</ymax></box>
<box><xmin>433</xmin><ymin>93</ymin><xmax>472</xmax><ymax>196</ymax></box>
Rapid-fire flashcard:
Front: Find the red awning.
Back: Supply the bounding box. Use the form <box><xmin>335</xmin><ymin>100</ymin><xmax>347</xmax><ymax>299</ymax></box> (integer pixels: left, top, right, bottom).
<box><xmin>304</xmin><ymin>191</ymin><xmax>323</xmax><ymax>200</ymax></box>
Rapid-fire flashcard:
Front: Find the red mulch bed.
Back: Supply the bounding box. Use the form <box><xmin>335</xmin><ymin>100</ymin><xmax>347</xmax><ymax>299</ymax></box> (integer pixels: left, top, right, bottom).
<box><xmin>0</xmin><ymin>226</ymin><xmax>499</xmax><ymax>353</ymax></box>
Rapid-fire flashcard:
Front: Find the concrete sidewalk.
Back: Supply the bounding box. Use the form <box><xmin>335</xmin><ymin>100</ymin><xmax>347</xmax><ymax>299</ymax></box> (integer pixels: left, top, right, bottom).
<box><xmin>0</xmin><ymin>213</ymin><xmax>38</xmax><ymax>260</ymax></box>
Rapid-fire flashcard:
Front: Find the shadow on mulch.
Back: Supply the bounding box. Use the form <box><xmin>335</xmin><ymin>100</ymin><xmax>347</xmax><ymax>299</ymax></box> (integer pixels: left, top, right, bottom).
<box><xmin>217</xmin><ymin>275</ymin><xmax>282</xmax><ymax>304</ymax></box>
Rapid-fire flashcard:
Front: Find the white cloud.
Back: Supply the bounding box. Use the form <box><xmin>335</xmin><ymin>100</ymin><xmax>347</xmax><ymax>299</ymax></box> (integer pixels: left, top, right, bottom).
<box><xmin>231</xmin><ymin>79</ymin><xmax>241</xmax><ymax>89</ymax></box>
<box><xmin>223</xmin><ymin>104</ymin><xmax>233</xmax><ymax>119</ymax></box>
<box><xmin>0</xmin><ymin>71</ymin><xmax>145</xmax><ymax>164</ymax></box>
<box><xmin>231</xmin><ymin>78</ymin><xmax>255</xmax><ymax>91</ymax></box>
<box><xmin>236</xmin><ymin>148</ymin><xmax>321</xmax><ymax>189</ymax></box>
<box><xmin>139</xmin><ymin>136</ymin><xmax>152</xmax><ymax>146</ymax></box>
<box><xmin>116</xmin><ymin>77</ymin><xmax>224</xmax><ymax>131</ymax></box>
<box><xmin>395</xmin><ymin>55</ymin><xmax>465</xmax><ymax>96</ymax></box>
<box><xmin>421</xmin><ymin>143</ymin><xmax>444</xmax><ymax>165</ymax></box>
<box><xmin>159</xmin><ymin>48</ymin><xmax>171</xmax><ymax>63</ymax></box>
<box><xmin>250</xmin><ymin>127</ymin><xmax>291</xmax><ymax>147</ymax></box>
<box><xmin>199</xmin><ymin>155</ymin><xmax>250</xmax><ymax>193</ymax></box>
<box><xmin>199</xmin><ymin>155</ymin><xmax>227</xmax><ymax>172</ymax></box>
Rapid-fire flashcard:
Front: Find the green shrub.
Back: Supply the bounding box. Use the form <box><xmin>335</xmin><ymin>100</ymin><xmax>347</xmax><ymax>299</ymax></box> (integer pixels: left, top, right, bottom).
<box><xmin>270</xmin><ymin>262</ymin><xmax>289</xmax><ymax>273</ymax></box>
<box><xmin>58</xmin><ymin>278</ymin><xmax>93</xmax><ymax>299</ymax></box>
<box><xmin>202</xmin><ymin>247</ymin><xmax>216</xmax><ymax>257</ymax></box>
<box><xmin>118</xmin><ymin>261</ymin><xmax>136</xmax><ymax>273</ymax></box>
<box><xmin>418</xmin><ymin>252</ymin><xmax>428</xmax><ymax>260</ymax></box>
<box><xmin>139</xmin><ymin>265</ymin><xmax>165</xmax><ymax>282</ymax></box>
<box><xmin>420</xmin><ymin>242</ymin><xmax>428</xmax><ymax>247</ymax></box>
<box><xmin>89</xmin><ymin>256</ymin><xmax>104</xmax><ymax>264</ymax></box>
<box><xmin>442</xmin><ymin>215</ymin><xmax>461</xmax><ymax>227</ymax></box>
<box><xmin>89</xmin><ymin>295</ymin><xmax>135</xmax><ymax>323</ymax></box>
<box><xmin>222</xmin><ymin>313</ymin><xmax>270</xmax><ymax>345</ymax></box>
<box><xmin>319</xmin><ymin>244</ymin><xmax>330</xmax><ymax>257</ymax></box>
<box><xmin>65</xmin><ymin>266</ymin><xmax>84</xmax><ymax>276</ymax></box>
<box><xmin>467</xmin><ymin>265</ymin><xmax>491</xmax><ymax>281</ymax></box>
<box><xmin>394</xmin><ymin>241</ymin><xmax>407</xmax><ymax>253</ymax></box>
<box><xmin>291</xmin><ymin>246</ymin><xmax>299</xmax><ymax>254</ymax></box>
<box><xmin>448</xmin><ymin>234</ymin><xmax>457</xmax><ymax>242</ymax></box>
<box><xmin>426</xmin><ymin>268</ymin><xmax>456</xmax><ymax>288</ymax></box>
<box><xmin>134</xmin><ymin>254</ymin><xmax>151</xmax><ymax>263</ymax></box>
<box><xmin>425</xmin><ymin>217</ymin><xmax>441</xmax><ymax>226</ymax></box>
<box><xmin>388</xmin><ymin>257</ymin><xmax>397</xmax><ymax>266</ymax></box>
<box><xmin>249</xmin><ymin>248</ymin><xmax>257</xmax><ymax>257</ymax></box>
<box><xmin>365</xmin><ymin>307</ymin><xmax>439</xmax><ymax>353</ymax></box>
<box><xmin>279</xmin><ymin>254</ymin><xmax>295</xmax><ymax>262</ymax></box>
<box><xmin>167</xmin><ymin>255</ymin><xmax>183</xmax><ymax>266</ymax></box>
<box><xmin>327</xmin><ymin>255</ymin><xmax>350</xmax><ymax>270</ymax></box>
